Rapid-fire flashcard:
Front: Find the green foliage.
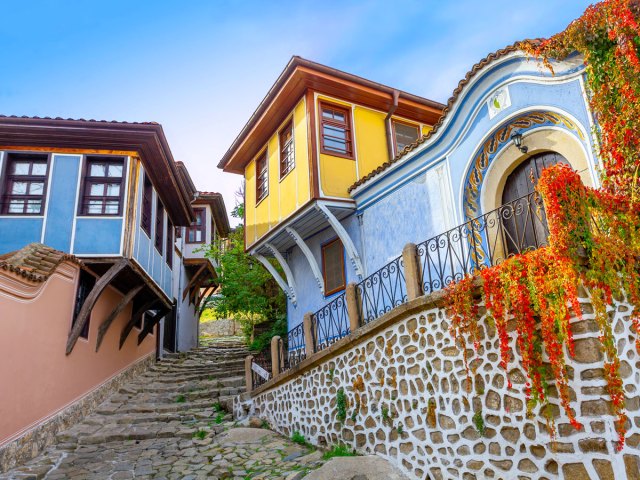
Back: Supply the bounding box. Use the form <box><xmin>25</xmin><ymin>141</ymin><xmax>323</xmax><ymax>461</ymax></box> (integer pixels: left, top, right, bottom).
<box><xmin>322</xmin><ymin>444</ymin><xmax>356</xmax><ymax>460</ymax></box>
<box><xmin>213</xmin><ymin>402</ymin><xmax>223</xmax><ymax>412</ymax></box>
<box><xmin>260</xmin><ymin>419</ymin><xmax>270</xmax><ymax>429</ymax></box>
<box><xmin>397</xmin><ymin>423</ymin><xmax>404</xmax><ymax>435</ymax></box>
<box><xmin>175</xmin><ymin>395</ymin><xmax>186</xmax><ymax>403</ymax></box>
<box><xmin>215</xmin><ymin>412</ymin><xmax>225</xmax><ymax>424</ymax></box>
<box><xmin>193</xmin><ymin>430</ymin><xmax>206</xmax><ymax>440</ymax></box>
<box><xmin>248</xmin><ymin>313</ymin><xmax>287</xmax><ymax>353</ymax></box>
<box><xmin>473</xmin><ymin>410</ymin><xmax>485</xmax><ymax>436</ymax></box>
<box><xmin>336</xmin><ymin>388</ymin><xmax>347</xmax><ymax>423</ymax></box>
<box><xmin>328</xmin><ymin>368</ymin><xmax>335</xmax><ymax>383</ymax></box>
<box><xmin>201</xmin><ymin>200</ymin><xmax>286</xmax><ymax>350</ymax></box>
<box><xmin>381</xmin><ymin>405</ymin><xmax>390</xmax><ymax>422</ymax></box>
<box><xmin>291</xmin><ymin>431</ymin><xmax>309</xmax><ymax>446</ymax></box>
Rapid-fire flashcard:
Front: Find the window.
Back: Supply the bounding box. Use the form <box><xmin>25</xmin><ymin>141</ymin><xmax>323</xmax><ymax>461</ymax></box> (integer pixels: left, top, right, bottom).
<box><xmin>141</xmin><ymin>174</ymin><xmax>152</xmax><ymax>235</ymax></box>
<box><xmin>187</xmin><ymin>208</ymin><xmax>206</xmax><ymax>243</ymax></box>
<box><xmin>79</xmin><ymin>156</ymin><xmax>125</xmax><ymax>216</ymax></box>
<box><xmin>166</xmin><ymin>218</ymin><xmax>174</xmax><ymax>268</ymax></box>
<box><xmin>72</xmin><ymin>269</ymin><xmax>96</xmax><ymax>339</ymax></box>
<box><xmin>320</xmin><ymin>102</ymin><xmax>353</xmax><ymax>159</ymax></box>
<box><xmin>1</xmin><ymin>153</ymin><xmax>49</xmax><ymax>215</ymax></box>
<box><xmin>393</xmin><ymin>121</ymin><xmax>420</xmax><ymax>155</ymax></box>
<box><xmin>322</xmin><ymin>238</ymin><xmax>346</xmax><ymax>295</ymax></box>
<box><xmin>155</xmin><ymin>201</ymin><xmax>164</xmax><ymax>253</ymax></box>
<box><xmin>279</xmin><ymin>121</ymin><xmax>294</xmax><ymax>178</ymax></box>
<box><xmin>256</xmin><ymin>151</ymin><xmax>268</xmax><ymax>202</ymax></box>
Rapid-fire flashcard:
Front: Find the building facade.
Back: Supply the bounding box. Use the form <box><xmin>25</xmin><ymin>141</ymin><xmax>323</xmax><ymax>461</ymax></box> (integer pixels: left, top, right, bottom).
<box><xmin>0</xmin><ymin>116</ymin><xmax>228</xmax><ymax>468</ymax></box>
<box><xmin>220</xmin><ymin>49</ymin><xmax>599</xmax><ymax>348</ymax></box>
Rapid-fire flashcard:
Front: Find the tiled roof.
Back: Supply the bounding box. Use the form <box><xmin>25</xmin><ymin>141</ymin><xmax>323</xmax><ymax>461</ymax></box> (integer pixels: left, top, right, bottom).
<box><xmin>0</xmin><ymin>114</ymin><xmax>158</xmax><ymax>125</ymax></box>
<box><xmin>347</xmin><ymin>40</ymin><xmax>542</xmax><ymax>193</ymax></box>
<box><xmin>0</xmin><ymin>243</ymin><xmax>81</xmax><ymax>282</ymax></box>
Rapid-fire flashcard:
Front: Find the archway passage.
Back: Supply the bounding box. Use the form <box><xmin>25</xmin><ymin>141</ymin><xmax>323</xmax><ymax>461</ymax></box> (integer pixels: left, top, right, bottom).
<box><xmin>500</xmin><ymin>151</ymin><xmax>570</xmax><ymax>256</ymax></box>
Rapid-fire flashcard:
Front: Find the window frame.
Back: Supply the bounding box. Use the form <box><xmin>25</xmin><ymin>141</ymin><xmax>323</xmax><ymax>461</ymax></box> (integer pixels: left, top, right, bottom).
<box><xmin>140</xmin><ymin>173</ymin><xmax>153</xmax><ymax>236</ymax></box>
<box><xmin>279</xmin><ymin>120</ymin><xmax>295</xmax><ymax>179</ymax></box>
<box><xmin>319</xmin><ymin>102</ymin><xmax>354</xmax><ymax>160</ymax></box>
<box><xmin>321</xmin><ymin>237</ymin><xmax>346</xmax><ymax>296</ymax></box>
<box><xmin>255</xmin><ymin>150</ymin><xmax>269</xmax><ymax>203</ymax></box>
<box><xmin>392</xmin><ymin>120</ymin><xmax>421</xmax><ymax>156</ymax></box>
<box><xmin>166</xmin><ymin>218</ymin><xmax>174</xmax><ymax>268</ymax></box>
<box><xmin>77</xmin><ymin>156</ymin><xmax>126</xmax><ymax>217</ymax></box>
<box><xmin>155</xmin><ymin>200</ymin><xmax>164</xmax><ymax>254</ymax></box>
<box><xmin>1</xmin><ymin>152</ymin><xmax>50</xmax><ymax>216</ymax></box>
<box><xmin>186</xmin><ymin>208</ymin><xmax>206</xmax><ymax>244</ymax></box>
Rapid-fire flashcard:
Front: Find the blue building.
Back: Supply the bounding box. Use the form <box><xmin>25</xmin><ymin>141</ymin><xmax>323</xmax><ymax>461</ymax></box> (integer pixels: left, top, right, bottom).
<box><xmin>219</xmin><ymin>47</ymin><xmax>600</xmax><ymax>356</ymax></box>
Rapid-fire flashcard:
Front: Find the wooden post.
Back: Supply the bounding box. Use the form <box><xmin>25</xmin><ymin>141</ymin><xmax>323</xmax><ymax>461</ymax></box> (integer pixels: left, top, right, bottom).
<box><xmin>270</xmin><ymin>335</ymin><xmax>281</xmax><ymax>378</ymax></box>
<box><xmin>346</xmin><ymin>282</ymin><xmax>361</xmax><ymax>333</ymax></box>
<box><xmin>302</xmin><ymin>313</ymin><xmax>315</xmax><ymax>357</ymax></box>
<box><xmin>245</xmin><ymin>355</ymin><xmax>254</xmax><ymax>393</ymax></box>
<box><xmin>402</xmin><ymin>243</ymin><xmax>423</xmax><ymax>301</ymax></box>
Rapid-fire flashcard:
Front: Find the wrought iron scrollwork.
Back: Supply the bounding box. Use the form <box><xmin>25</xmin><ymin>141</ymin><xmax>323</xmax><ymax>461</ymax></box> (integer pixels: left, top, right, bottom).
<box><xmin>311</xmin><ymin>292</ymin><xmax>349</xmax><ymax>352</ymax></box>
<box><xmin>357</xmin><ymin>255</ymin><xmax>407</xmax><ymax>326</ymax></box>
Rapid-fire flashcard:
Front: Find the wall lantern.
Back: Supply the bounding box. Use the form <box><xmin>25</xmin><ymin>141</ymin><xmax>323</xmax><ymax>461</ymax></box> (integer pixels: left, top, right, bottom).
<box><xmin>511</xmin><ymin>131</ymin><xmax>528</xmax><ymax>154</ymax></box>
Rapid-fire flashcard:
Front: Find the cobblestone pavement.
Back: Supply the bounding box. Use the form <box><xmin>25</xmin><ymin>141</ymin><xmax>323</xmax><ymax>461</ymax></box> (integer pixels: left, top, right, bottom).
<box><xmin>2</xmin><ymin>339</ymin><xmax>407</xmax><ymax>480</ymax></box>
<box><xmin>0</xmin><ymin>340</ymin><xmax>315</xmax><ymax>479</ymax></box>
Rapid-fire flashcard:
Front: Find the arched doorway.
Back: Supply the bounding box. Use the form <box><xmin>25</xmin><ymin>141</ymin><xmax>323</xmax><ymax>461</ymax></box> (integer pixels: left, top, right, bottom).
<box><xmin>500</xmin><ymin>151</ymin><xmax>570</xmax><ymax>256</ymax></box>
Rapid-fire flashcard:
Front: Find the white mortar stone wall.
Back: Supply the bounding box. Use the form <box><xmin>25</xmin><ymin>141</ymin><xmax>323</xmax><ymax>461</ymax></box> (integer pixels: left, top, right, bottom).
<box><xmin>240</xmin><ymin>294</ymin><xmax>640</xmax><ymax>480</ymax></box>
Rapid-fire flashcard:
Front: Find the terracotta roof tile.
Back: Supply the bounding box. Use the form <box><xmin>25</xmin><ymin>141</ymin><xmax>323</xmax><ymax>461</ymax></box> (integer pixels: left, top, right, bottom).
<box><xmin>347</xmin><ymin>39</ymin><xmax>542</xmax><ymax>193</ymax></box>
<box><xmin>0</xmin><ymin>243</ymin><xmax>82</xmax><ymax>282</ymax></box>
<box><xmin>0</xmin><ymin>114</ymin><xmax>158</xmax><ymax>125</ymax></box>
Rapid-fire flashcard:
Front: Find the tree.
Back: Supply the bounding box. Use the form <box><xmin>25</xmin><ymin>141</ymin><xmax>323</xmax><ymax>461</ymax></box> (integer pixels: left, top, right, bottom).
<box><xmin>202</xmin><ymin>188</ymin><xmax>286</xmax><ymax>350</ymax></box>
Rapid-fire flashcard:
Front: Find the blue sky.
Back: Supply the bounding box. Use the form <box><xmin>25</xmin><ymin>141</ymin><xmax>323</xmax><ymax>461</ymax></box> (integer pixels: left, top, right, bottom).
<box><xmin>0</xmin><ymin>0</ymin><xmax>592</xmax><ymax>224</ymax></box>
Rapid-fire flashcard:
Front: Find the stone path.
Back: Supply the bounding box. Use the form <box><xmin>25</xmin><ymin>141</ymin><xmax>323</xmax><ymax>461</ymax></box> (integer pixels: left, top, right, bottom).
<box><xmin>1</xmin><ymin>338</ymin><xmax>408</xmax><ymax>480</ymax></box>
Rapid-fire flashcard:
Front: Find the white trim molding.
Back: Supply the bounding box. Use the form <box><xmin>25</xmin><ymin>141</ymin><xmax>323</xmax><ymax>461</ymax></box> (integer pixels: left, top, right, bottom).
<box><xmin>253</xmin><ymin>253</ymin><xmax>296</xmax><ymax>304</ymax></box>
<box><xmin>316</xmin><ymin>203</ymin><xmax>364</xmax><ymax>279</ymax></box>
<box><xmin>285</xmin><ymin>226</ymin><xmax>325</xmax><ymax>295</ymax></box>
<box><xmin>264</xmin><ymin>242</ymin><xmax>297</xmax><ymax>306</ymax></box>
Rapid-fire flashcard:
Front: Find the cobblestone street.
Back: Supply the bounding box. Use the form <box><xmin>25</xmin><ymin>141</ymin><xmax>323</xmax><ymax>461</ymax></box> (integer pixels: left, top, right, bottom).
<box><xmin>0</xmin><ymin>340</ymin><xmax>335</xmax><ymax>480</ymax></box>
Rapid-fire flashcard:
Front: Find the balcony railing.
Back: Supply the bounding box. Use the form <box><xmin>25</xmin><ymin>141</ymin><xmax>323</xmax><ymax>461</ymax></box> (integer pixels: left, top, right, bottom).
<box><xmin>311</xmin><ymin>292</ymin><xmax>350</xmax><ymax>352</ymax></box>
<box><xmin>275</xmin><ymin>191</ymin><xmax>550</xmax><ymax>376</ymax></box>
<box><xmin>250</xmin><ymin>350</ymin><xmax>272</xmax><ymax>390</ymax></box>
<box><xmin>418</xmin><ymin>191</ymin><xmax>549</xmax><ymax>294</ymax></box>
<box><xmin>357</xmin><ymin>255</ymin><xmax>407</xmax><ymax>326</ymax></box>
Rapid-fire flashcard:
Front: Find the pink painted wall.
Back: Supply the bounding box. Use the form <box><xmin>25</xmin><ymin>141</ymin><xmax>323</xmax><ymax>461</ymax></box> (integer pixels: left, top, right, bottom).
<box><xmin>0</xmin><ymin>262</ymin><xmax>156</xmax><ymax>446</ymax></box>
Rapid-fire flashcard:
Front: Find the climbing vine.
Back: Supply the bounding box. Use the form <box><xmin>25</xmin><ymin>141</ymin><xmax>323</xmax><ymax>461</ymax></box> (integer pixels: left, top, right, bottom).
<box><xmin>447</xmin><ymin>0</ymin><xmax>640</xmax><ymax>451</ymax></box>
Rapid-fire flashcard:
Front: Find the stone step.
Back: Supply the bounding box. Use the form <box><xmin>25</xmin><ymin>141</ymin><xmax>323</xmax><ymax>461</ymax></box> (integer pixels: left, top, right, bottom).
<box><xmin>140</xmin><ymin>369</ymin><xmax>245</xmax><ymax>384</ymax></box>
<box><xmin>119</xmin><ymin>375</ymin><xmax>245</xmax><ymax>395</ymax></box>
<box><xmin>95</xmin><ymin>398</ymin><xmax>225</xmax><ymax>416</ymax></box>
<box><xmin>149</xmin><ymin>361</ymin><xmax>245</xmax><ymax>373</ymax></box>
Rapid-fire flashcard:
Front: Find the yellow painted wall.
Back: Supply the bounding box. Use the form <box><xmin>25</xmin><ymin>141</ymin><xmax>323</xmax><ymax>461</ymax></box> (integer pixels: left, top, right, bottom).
<box><xmin>244</xmin><ymin>97</ymin><xmax>310</xmax><ymax>249</ymax></box>
<box><xmin>316</xmin><ymin>96</ymin><xmax>429</xmax><ymax>199</ymax></box>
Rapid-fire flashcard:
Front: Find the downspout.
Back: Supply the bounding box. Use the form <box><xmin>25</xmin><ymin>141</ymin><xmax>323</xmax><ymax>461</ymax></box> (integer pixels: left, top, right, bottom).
<box><xmin>385</xmin><ymin>90</ymin><xmax>400</xmax><ymax>161</ymax></box>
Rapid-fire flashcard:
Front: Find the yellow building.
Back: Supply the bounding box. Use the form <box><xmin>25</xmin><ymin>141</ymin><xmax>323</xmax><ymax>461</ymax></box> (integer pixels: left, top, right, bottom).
<box><xmin>219</xmin><ymin>57</ymin><xmax>443</xmax><ymax>310</ymax></box>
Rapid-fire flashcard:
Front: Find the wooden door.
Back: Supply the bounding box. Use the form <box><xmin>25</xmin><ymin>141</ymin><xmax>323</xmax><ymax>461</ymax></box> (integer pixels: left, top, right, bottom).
<box><xmin>500</xmin><ymin>151</ymin><xmax>570</xmax><ymax>256</ymax></box>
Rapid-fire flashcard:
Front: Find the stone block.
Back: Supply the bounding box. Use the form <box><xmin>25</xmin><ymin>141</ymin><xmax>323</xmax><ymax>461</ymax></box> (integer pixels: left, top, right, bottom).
<box><xmin>561</xmin><ymin>463</ymin><xmax>590</xmax><ymax>480</ymax></box>
<box><xmin>581</xmin><ymin>399</ymin><xmax>612</xmax><ymax>416</ymax></box>
<box><xmin>573</xmin><ymin>337</ymin><xmax>604</xmax><ymax>363</ymax></box>
<box><xmin>624</xmin><ymin>454</ymin><xmax>640</xmax><ymax>480</ymax></box>
<box><xmin>518</xmin><ymin>458</ymin><xmax>537</xmax><ymax>473</ymax></box>
<box><xmin>500</xmin><ymin>426</ymin><xmax>520</xmax><ymax>443</ymax></box>
<box><xmin>579</xmin><ymin>438</ymin><xmax>608</xmax><ymax>453</ymax></box>
<box><xmin>592</xmin><ymin>459</ymin><xmax>614</xmax><ymax>480</ymax></box>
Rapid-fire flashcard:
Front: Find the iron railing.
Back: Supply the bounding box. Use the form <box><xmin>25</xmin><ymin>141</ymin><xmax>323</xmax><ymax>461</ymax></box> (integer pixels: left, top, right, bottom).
<box><xmin>280</xmin><ymin>323</ymin><xmax>306</xmax><ymax>373</ymax></box>
<box><xmin>250</xmin><ymin>350</ymin><xmax>272</xmax><ymax>390</ymax></box>
<box><xmin>357</xmin><ymin>255</ymin><xmax>407</xmax><ymax>326</ymax></box>
<box><xmin>311</xmin><ymin>291</ymin><xmax>350</xmax><ymax>352</ymax></box>
<box><xmin>418</xmin><ymin>191</ymin><xmax>549</xmax><ymax>294</ymax></box>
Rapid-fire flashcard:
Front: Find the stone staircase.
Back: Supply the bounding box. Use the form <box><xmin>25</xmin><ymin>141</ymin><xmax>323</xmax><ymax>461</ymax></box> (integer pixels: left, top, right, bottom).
<box><xmin>56</xmin><ymin>340</ymin><xmax>248</xmax><ymax>448</ymax></box>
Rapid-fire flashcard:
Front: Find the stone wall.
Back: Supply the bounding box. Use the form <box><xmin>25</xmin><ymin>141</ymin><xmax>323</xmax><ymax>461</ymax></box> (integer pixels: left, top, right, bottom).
<box><xmin>240</xmin><ymin>292</ymin><xmax>640</xmax><ymax>480</ymax></box>
<box><xmin>0</xmin><ymin>353</ymin><xmax>155</xmax><ymax>473</ymax></box>
<box><xmin>200</xmin><ymin>318</ymin><xmax>242</xmax><ymax>338</ymax></box>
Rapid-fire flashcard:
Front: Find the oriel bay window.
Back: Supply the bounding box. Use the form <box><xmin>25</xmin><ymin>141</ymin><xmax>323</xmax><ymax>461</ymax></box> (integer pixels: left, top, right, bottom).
<box><xmin>320</xmin><ymin>102</ymin><xmax>353</xmax><ymax>159</ymax></box>
<box><xmin>393</xmin><ymin>121</ymin><xmax>420</xmax><ymax>155</ymax></box>
<box><xmin>256</xmin><ymin>151</ymin><xmax>268</xmax><ymax>202</ymax></box>
<box><xmin>1</xmin><ymin>153</ymin><xmax>49</xmax><ymax>215</ymax></box>
<box><xmin>166</xmin><ymin>219</ymin><xmax>174</xmax><ymax>268</ymax></box>
<box><xmin>279</xmin><ymin>121</ymin><xmax>294</xmax><ymax>178</ymax></box>
<box><xmin>322</xmin><ymin>238</ymin><xmax>346</xmax><ymax>296</ymax></box>
<box><xmin>79</xmin><ymin>156</ymin><xmax>125</xmax><ymax>215</ymax></box>
<box><xmin>187</xmin><ymin>208</ymin><xmax>206</xmax><ymax>243</ymax></box>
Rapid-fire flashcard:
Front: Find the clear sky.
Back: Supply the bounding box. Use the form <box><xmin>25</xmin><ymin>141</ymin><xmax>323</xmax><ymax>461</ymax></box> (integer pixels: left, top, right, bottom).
<box><xmin>0</xmin><ymin>0</ymin><xmax>592</xmax><ymax>225</ymax></box>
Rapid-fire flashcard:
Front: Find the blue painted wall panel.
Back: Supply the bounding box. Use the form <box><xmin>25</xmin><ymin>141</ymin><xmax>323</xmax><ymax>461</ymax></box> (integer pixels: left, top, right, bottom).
<box><xmin>73</xmin><ymin>218</ymin><xmax>122</xmax><ymax>254</ymax></box>
<box><xmin>43</xmin><ymin>155</ymin><xmax>81</xmax><ymax>252</ymax></box>
<box><xmin>0</xmin><ymin>218</ymin><xmax>44</xmax><ymax>253</ymax></box>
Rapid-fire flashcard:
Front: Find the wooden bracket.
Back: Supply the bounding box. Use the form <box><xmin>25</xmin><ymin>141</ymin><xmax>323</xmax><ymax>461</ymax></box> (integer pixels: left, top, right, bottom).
<box><xmin>119</xmin><ymin>298</ymin><xmax>159</xmax><ymax>349</ymax></box>
<box><xmin>182</xmin><ymin>263</ymin><xmax>207</xmax><ymax>301</ymax></box>
<box><xmin>66</xmin><ymin>259</ymin><xmax>128</xmax><ymax>355</ymax></box>
<box><xmin>95</xmin><ymin>284</ymin><xmax>144</xmax><ymax>352</ymax></box>
<box><xmin>137</xmin><ymin>307</ymin><xmax>169</xmax><ymax>345</ymax></box>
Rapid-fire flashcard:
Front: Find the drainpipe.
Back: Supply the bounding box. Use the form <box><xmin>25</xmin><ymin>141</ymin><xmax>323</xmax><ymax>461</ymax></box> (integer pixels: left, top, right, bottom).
<box><xmin>385</xmin><ymin>90</ymin><xmax>400</xmax><ymax>162</ymax></box>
